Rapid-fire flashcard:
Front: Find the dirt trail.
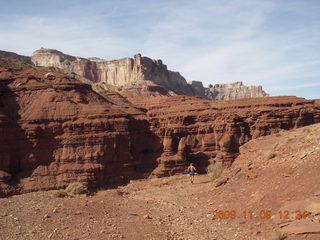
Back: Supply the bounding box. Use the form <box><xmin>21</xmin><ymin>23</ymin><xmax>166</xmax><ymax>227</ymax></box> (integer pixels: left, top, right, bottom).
<box><xmin>120</xmin><ymin>175</ymin><xmax>253</xmax><ymax>240</ymax></box>
<box><xmin>0</xmin><ymin>175</ymin><xmax>253</xmax><ymax>240</ymax></box>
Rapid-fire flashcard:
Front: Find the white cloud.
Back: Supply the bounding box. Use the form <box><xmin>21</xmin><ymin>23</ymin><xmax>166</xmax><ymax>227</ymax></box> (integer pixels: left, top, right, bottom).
<box><xmin>269</xmin><ymin>81</ymin><xmax>320</xmax><ymax>91</ymax></box>
<box><xmin>0</xmin><ymin>0</ymin><xmax>319</xmax><ymax>98</ymax></box>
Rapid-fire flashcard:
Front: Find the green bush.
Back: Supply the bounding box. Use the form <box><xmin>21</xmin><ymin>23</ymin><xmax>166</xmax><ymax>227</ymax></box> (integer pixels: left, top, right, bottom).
<box><xmin>207</xmin><ymin>162</ymin><xmax>224</xmax><ymax>182</ymax></box>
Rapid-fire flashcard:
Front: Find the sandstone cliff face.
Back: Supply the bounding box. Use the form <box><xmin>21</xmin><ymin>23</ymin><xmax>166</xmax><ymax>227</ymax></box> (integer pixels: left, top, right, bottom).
<box><xmin>31</xmin><ymin>48</ymin><xmax>269</xmax><ymax>100</ymax></box>
<box><xmin>128</xmin><ymin>96</ymin><xmax>320</xmax><ymax>176</ymax></box>
<box><xmin>31</xmin><ymin>48</ymin><xmax>194</xmax><ymax>96</ymax></box>
<box><xmin>205</xmin><ymin>81</ymin><xmax>268</xmax><ymax>100</ymax></box>
<box><xmin>0</xmin><ymin>65</ymin><xmax>162</xmax><ymax>196</ymax></box>
<box><xmin>188</xmin><ymin>81</ymin><xmax>206</xmax><ymax>98</ymax></box>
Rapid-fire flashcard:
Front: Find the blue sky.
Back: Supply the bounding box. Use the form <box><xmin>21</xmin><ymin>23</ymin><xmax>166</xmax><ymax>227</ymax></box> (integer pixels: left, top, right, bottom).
<box><xmin>0</xmin><ymin>0</ymin><xmax>319</xmax><ymax>99</ymax></box>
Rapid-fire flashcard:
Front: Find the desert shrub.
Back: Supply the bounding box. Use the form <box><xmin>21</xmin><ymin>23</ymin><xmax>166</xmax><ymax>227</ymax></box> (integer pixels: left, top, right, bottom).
<box><xmin>303</xmin><ymin>128</ymin><xmax>311</xmax><ymax>133</ymax></box>
<box><xmin>274</xmin><ymin>144</ymin><xmax>283</xmax><ymax>151</ymax></box>
<box><xmin>49</xmin><ymin>189</ymin><xmax>68</xmax><ymax>198</ymax></box>
<box><xmin>207</xmin><ymin>162</ymin><xmax>224</xmax><ymax>182</ymax></box>
<box><xmin>270</xmin><ymin>231</ymin><xmax>286</xmax><ymax>240</ymax></box>
<box><xmin>66</xmin><ymin>182</ymin><xmax>88</xmax><ymax>195</ymax></box>
<box><xmin>267</xmin><ymin>152</ymin><xmax>276</xmax><ymax>160</ymax></box>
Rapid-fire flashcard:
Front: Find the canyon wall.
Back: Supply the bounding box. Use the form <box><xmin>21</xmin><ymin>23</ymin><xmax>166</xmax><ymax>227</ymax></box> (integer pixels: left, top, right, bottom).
<box><xmin>128</xmin><ymin>96</ymin><xmax>320</xmax><ymax>176</ymax></box>
<box><xmin>0</xmin><ymin>64</ymin><xmax>162</xmax><ymax>196</ymax></box>
<box><xmin>31</xmin><ymin>48</ymin><xmax>194</xmax><ymax>96</ymax></box>
<box><xmin>31</xmin><ymin>48</ymin><xmax>269</xmax><ymax>99</ymax></box>
<box><xmin>1</xmin><ymin>50</ymin><xmax>319</xmax><ymax>197</ymax></box>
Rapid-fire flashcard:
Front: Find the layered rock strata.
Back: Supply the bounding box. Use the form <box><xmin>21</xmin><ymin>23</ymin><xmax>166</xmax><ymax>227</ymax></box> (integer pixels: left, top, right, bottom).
<box><xmin>0</xmin><ymin>65</ymin><xmax>162</xmax><ymax>196</ymax></box>
<box><xmin>206</xmin><ymin>81</ymin><xmax>269</xmax><ymax>100</ymax></box>
<box><xmin>31</xmin><ymin>48</ymin><xmax>269</xmax><ymax>99</ymax></box>
<box><xmin>31</xmin><ymin>48</ymin><xmax>194</xmax><ymax>96</ymax></box>
<box><xmin>1</xmin><ymin>50</ymin><xmax>319</xmax><ymax>197</ymax></box>
<box><xmin>128</xmin><ymin>96</ymin><xmax>320</xmax><ymax>176</ymax></box>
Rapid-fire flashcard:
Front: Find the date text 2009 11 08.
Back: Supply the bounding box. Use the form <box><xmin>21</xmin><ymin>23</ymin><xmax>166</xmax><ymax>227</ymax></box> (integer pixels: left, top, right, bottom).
<box><xmin>211</xmin><ymin>210</ymin><xmax>309</xmax><ymax>220</ymax></box>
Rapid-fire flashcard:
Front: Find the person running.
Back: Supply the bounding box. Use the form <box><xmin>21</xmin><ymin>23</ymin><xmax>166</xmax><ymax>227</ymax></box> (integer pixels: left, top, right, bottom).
<box><xmin>187</xmin><ymin>163</ymin><xmax>196</xmax><ymax>184</ymax></box>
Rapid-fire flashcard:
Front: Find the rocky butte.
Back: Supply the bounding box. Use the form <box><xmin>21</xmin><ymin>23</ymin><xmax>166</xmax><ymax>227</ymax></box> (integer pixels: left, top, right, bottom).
<box><xmin>0</xmin><ymin>50</ymin><xmax>319</xmax><ymax>197</ymax></box>
<box><xmin>31</xmin><ymin>48</ymin><xmax>269</xmax><ymax>99</ymax></box>
<box><xmin>205</xmin><ymin>81</ymin><xmax>268</xmax><ymax>100</ymax></box>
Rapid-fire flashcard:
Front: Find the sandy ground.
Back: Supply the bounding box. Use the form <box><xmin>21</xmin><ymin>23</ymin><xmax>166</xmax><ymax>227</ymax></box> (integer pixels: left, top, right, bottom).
<box><xmin>0</xmin><ymin>174</ymin><xmax>258</xmax><ymax>240</ymax></box>
<box><xmin>0</xmin><ymin>173</ymin><xmax>319</xmax><ymax>240</ymax></box>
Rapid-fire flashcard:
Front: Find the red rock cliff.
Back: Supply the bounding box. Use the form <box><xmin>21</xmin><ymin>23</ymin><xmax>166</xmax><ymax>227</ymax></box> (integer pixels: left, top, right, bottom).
<box><xmin>0</xmin><ymin>65</ymin><xmax>162</xmax><ymax>196</ymax></box>
<box><xmin>128</xmin><ymin>96</ymin><xmax>320</xmax><ymax>176</ymax></box>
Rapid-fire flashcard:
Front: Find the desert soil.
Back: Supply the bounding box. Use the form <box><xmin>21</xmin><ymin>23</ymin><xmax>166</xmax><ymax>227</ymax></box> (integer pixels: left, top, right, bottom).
<box><xmin>1</xmin><ymin>124</ymin><xmax>320</xmax><ymax>240</ymax></box>
<box><xmin>0</xmin><ymin>174</ymin><xmax>253</xmax><ymax>240</ymax></box>
<box><xmin>0</xmin><ymin>174</ymin><xmax>315</xmax><ymax>240</ymax></box>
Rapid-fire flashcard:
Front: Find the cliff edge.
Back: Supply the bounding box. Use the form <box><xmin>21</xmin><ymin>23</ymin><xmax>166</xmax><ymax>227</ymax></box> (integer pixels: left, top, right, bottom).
<box><xmin>31</xmin><ymin>48</ymin><xmax>268</xmax><ymax>99</ymax></box>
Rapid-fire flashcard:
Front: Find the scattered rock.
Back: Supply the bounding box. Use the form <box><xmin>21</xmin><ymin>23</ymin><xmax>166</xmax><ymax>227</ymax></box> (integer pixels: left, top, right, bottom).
<box><xmin>214</xmin><ymin>177</ymin><xmax>229</xmax><ymax>187</ymax></box>
<box><xmin>44</xmin><ymin>72</ymin><xmax>55</xmax><ymax>80</ymax></box>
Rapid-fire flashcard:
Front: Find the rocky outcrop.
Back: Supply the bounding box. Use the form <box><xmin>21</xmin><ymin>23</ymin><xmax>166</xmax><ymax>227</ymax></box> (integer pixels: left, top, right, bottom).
<box><xmin>0</xmin><ymin>64</ymin><xmax>162</xmax><ymax>196</ymax></box>
<box><xmin>128</xmin><ymin>96</ymin><xmax>320</xmax><ymax>177</ymax></box>
<box><xmin>31</xmin><ymin>48</ymin><xmax>269</xmax><ymax>99</ymax></box>
<box><xmin>188</xmin><ymin>81</ymin><xmax>206</xmax><ymax>98</ymax></box>
<box><xmin>0</xmin><ymin>50</ymin><xmax>33</xmax><ymax>70</ymax></box>
<box><xmin>206</xmin><ymin>81</ymin><xmax>269</xmax><ymax>100</ymax></box>
<box><xmin>31</xmin><ymin>48</ymin><xmax>194</xmax><ymax>96</ymax></box>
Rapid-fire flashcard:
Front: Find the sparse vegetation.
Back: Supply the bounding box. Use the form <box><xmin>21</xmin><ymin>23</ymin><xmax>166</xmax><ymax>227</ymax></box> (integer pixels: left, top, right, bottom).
<box><xmin>303</xmin><ymin>128</ymin><xmax>311</xmax><ymax>133</ymax></box>
<box><xmin>274</xmin><ymin>143</ymin><xmax>283</xmax><ymax>151</ymax></box>
<box><xmin>270</xmin><ymin>231</ymin><xmax>286</xmax><ymax>240</ymax></box>
<box><xmin>48</xmin><ymin>182</ymin><xmax>88</xmax><ymax>197</ymax></box>
<box><xmin>49</xmin><ymin>189</ymin><xmax>68</xmax><ymax>198</ymax></box>
<box><xmin>66</xmin><ymin>182</ymin><xmax>88</xmax><ymax>195</ymax></box>
<box><xmin>207</xmin><ymin>162</ymin><xmax>224</xmax><ymax>182</ymax></box>
<box><xmin>286</xmin><ymin>137</ymin><xmax>294</xmax><ymax>143</ymax></box>
<box><xmin>267</xmin><ymin>152</ymin><xmax>277</xmax><ymax>159</ymax></box>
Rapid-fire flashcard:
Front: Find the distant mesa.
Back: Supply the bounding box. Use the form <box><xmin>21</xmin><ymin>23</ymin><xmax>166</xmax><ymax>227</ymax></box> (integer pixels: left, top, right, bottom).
<box><xmin>31</xmin><ymin>48</ymin><xmax>269</xmax><ymax>100</ymax></box>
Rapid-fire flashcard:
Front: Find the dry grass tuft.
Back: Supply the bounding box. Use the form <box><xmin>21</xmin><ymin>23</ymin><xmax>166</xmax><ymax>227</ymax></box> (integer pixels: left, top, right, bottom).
<box><xmin>66</xmin><ymin>182</ymin><xmax>88</xmax><ymax>195</ymax></box>
<box><xmin>274</xmin><ymin>143</ymin><xmax>283</xmax><ymax>151</ymax></box>
<box><xmin>49</xmin><ymin>189</ymin><xmax>68</xmax><ymax>198</ymax></box>
<box><xmin>207</xmin><ymin>162</ymin><xmax>224</xmax><ymax>182</ymax></box>
<box><xmin>267</xmin><ymin>152</ymin><xmax>277</xmax><ymax>160</ymax></box>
